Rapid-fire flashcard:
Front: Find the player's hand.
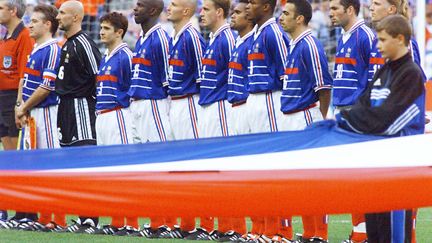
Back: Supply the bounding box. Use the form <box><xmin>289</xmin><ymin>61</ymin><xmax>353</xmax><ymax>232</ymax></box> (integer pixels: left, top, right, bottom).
<box><xmin>14</xmin><ymin>105</ymin><xmax>27</xmax><ymax>129</ymax></box>
<box><xmin>19</xmin><ymin>115</ymin><xmax>28</xmax><ymax>128</ymax></box>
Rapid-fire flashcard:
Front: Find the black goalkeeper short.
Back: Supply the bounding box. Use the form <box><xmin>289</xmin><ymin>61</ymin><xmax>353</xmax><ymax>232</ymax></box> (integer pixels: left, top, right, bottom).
<box><xmin>57</xmin><ymin>96</ymin><xmax>96</xmax><ymax>147</ymax></box>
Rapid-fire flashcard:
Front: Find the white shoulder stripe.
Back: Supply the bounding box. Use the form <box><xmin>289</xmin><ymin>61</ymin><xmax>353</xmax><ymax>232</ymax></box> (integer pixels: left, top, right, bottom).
<box><xmin>360</xmin><ymin>25</ymin><xmax>375</xmax><ymax>49</ymax></box>
<box><xmin>122</xmin><ymin>48</ymin><xmax>133</xmax><ymax>70</ymax></box>
<box><xmin>224</xmin><ymin>30</ymin><xmax>235</xmax><ymax>55</ymax></box>
<box><xmin>157</xmin><ymin>30</ymin><xmax>170</xmax><ymax>83</ymax></box>
<box><xmin>77</xmin><ymin>35</ymin><xmax>98</xmax><ymax>74</ymax></box>
<box><xmin>187</xmin><ymin>28</ymin><xmax>203</xmax><ymax>78</ymax></box>
<box><xmin>47</xmin><ymin>44</ymin><xmax>58</xmax><ymax>70</ymax></box>
<box><xmin>305</xmin><ymin>36</ymin><xmax>324</xmax><ymax>87</ymax></box>
<box><xmin>270</xmin><ymin>24</ymin><xmax>288</xmax><ymax>65</ymax></box>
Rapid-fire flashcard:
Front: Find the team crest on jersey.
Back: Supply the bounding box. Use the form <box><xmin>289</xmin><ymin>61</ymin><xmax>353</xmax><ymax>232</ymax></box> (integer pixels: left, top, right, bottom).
<box><xmin>141</xmin><ymin>49</ymin><xmax>146</xmax><ymax>58</ymax></box>
<box><xmin>208</xmin><ymin>50</ymin><xmax>213</xmax><ymax>59</ymax></box>
<box><xmin>254</xmin><ymin>44</ymin><xmax>260</xmax><ymax>53</ymax></box>
<box><xmin>105</xmin><ymin>66</ymin><xmax>111</xmax><ymax>75</ymax></box>
<box><xmin>174</xmin><ymin>50</ymin><xmax>179</xmax><ymax>59</ymax></box>
<box><xmin>65</xmin><ymin>54</ymin><xmax>69</xmax><ymax>63</ymax></box>
<box><xmin>3</xmin><ymin>56</ymin><xmax>12</xmax><ymax>68</ymax></box>
<box><xmin>346</xmin><ymin>48</ymin><xmax>351</xmax><ymax>58</ymax></box>
<box><xmin>30</xmin><ymin>60</ymin><xmax>35</xmax><ymax>69</ymax></box>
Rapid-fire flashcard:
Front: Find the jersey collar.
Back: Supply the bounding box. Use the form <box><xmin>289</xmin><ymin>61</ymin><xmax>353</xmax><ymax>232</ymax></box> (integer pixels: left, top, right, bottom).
<box><xmin>31</xmin><ymin>38</ymin><xmax>58</xmax><ymax>54</ymax></box>
<box><xmin>172</xmin><ymin>21</ymin><xmax>193</xmax><ymax>46</ymax></box>
<box><xmin>254</xmin><ymin>17</ymin><xmax>276</xmax><ymax>40</ymax></box>
<box><xmin>6</xmin><ymin>21</ymin><xmax>25</xmax><ymax>40</ymax></box>
<box><xmin>289</xmin><ymin>29</ymin><xmax>312</xmax><ymax>47</ymax></box>
<box><xmin>140</xmin><ymin>23</ymin><xmax>162</xmax><ymax>44</ymax></box>
<box><xmin>104</xmin><ymin>42</ymin><xmax>128</xmax><ymax>62</ymax></box>
<box><xmin>209</xmin><ymin>23</ymin><xmax>230</xmax><ymax>45</ymax></box>
<box><xmin>344</xmin><ymin>19</ymin><xmax>364</xmax><ymax>35</ymax></box>
<box><xmin>235</xmin><ymin>29</ymin><xmax>254</xmax><ymax>48</ymax></box>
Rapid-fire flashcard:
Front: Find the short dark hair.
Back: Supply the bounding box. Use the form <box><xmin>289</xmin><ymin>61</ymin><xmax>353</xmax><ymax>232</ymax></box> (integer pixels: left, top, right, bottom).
<box><xmin>376</xmin><ymin>14</ymin><xmax>411</xmax><ymax>45</ymax></box>
<box><xmin>33</xmin><ymin>4</ymin><xmax>59</xmax><ymax>36</ymax></box>
<box><xmin>339</xmin><ymin>0</ymin><xmax>360</xmax><ymax>16</ymax></box>
<box><xmin>267</xmin><ymin>0</ymin><xmax>277</xmax><ymax>12</ymax></box>
<box><xmin>286</xmin><ymin>0</ymin><xmax>312</xmax><ymax>25</ymax></box>
<box><xmin>212</xmin><ymin>0</ymin><xmax>231</xmax><ymax>18</ymax></box>
<box><xmin>238</xmin><ymin>0</ymin><xmax>248</xmax><ymax>3</ymax></box>
<box><xmin>100</xmin><ymin>12</ymin><xmax>129</xmax><ymax>38</ymax></box>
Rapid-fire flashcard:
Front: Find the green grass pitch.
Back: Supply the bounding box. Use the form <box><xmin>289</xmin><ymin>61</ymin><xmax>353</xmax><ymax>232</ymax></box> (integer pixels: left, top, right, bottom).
<box><xmin>0</xmin><ymin>208</ymin><xmax>431</xmax><ymax>242</ymax></box>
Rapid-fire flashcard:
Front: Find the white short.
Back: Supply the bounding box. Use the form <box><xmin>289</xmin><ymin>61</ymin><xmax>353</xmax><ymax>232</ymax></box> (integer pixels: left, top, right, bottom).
<box><xmin>169</xmin><ymin>94</ymin><xmax>201</xmax><ymax>140</ymax></box>
<box><xmin>278</xmin><ymin>106</ymin><xmax>323</xmax><ymax>131</ymax></box>
<box><xmin>229</xmin><ymin>102</ymin><xmax>251</xmax><ymax>135</ymax></box>
<box><xmin>29</xmin><ymin>105</ymin><xmax>60</xmax><ymax>149</ymax></box>
<box><xmin>129</xmin><ymin>99</ymin><xmax>173</xmax><ymax>143</ymax></box>
<box><xmin>245</xmin><ymin>91</ymin><xmax>284</xmax><ymax>133</ymax></box>
<box><xmin>199</xmin><ymin>100</ymin><xmax>233</xmax><ymax>138</ymax></box>
<box><xmin>96</xmin><ymin>108</ymin><xmax>133</xmax><ymax>145</ymax></box>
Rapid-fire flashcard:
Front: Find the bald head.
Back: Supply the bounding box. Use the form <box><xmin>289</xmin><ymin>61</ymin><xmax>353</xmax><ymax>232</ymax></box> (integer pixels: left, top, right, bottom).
<box><xmin>60</xmin><ymin>0</ymin><xmax>84</xmax><ymax>20</ymax></box>
<box><xmin>56</xmin><ymin>0</ymin><xmax>84</xmax><ymax>35</ymax></box>
<box><xmin>183</xmin><ymin>0</ymin><xmax>197</xmax><ymax>14</ymax></box>
<box><xmin>167</xmin><ymin>0</ymin><xmax>196</xmax><ymax>24</ymax></box>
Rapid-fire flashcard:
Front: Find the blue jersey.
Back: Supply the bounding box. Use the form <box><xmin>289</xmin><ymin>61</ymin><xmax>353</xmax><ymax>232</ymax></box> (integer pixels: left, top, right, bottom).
<box><xmin>22</xmin><ymin>39</ymin><xmax>60</xmax><ymax>108</ymax></box>
<box><xmin>227</xmin><ymin>30</ymin><xmax>254</xmax><ymax>104</ymax></box>
<box><xmin>281</xmin><ymin>30</ymin><xmax>332</xmax><ymax>113</ymax></box>
<box><xmin>168</xmin><ymin>22</ymin><xmax>205</xmax><ymax>96</ymax></box>
<box><xmin>96</xmin><ymin>43</ymin><xmax>133</xmax><ymax>111</ymax></box>
<box><xmin>199</xmin><ymin>24</ymin><xmax>236</xmax><ymax>105</ymax></box>
<box><xmin>247</xmin><ymin>18</ymin><xmax>289</xmax><ymax>93</ymax></box>
<box><xmin>333</xmin><ymin>20</ymin><xmax>376</xmax><ymax>106</ymax></box>
<box><xmin>128</xmin><ymin>24</ymin><xmax>171</xmax><ymax>100</ymax></box>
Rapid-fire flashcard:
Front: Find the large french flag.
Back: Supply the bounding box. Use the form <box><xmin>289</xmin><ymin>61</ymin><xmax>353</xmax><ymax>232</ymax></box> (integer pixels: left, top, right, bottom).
<box><xmin>0</xmin><ymin>120</ymin><xmax>431</xmax><ymax>218</ymax></box>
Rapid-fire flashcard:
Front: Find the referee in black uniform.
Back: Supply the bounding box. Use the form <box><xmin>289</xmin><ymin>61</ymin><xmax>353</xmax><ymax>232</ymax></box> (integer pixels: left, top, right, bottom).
<box><xmin>56</xmin><ymin>0</ymin><xmax>101</xmax><ymax>231</ymax></box>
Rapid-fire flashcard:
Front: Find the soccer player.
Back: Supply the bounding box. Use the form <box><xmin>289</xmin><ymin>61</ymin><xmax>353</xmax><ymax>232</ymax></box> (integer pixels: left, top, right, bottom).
<box><xmin>56</xmin><ymin>0</ymin><xmax>101</xmax><ymax>232</ymax></box>
<box><xmin>197</xmin><ymin>0</ymin><xmax>236</xmax><ymax>139</ymax></box>
<box><xmin>167</xmin><ymin>0</ymin><xmax>205</xmax><ymax>141</ymax></box>
<box><xmin>0</xmin><ymin>0</ymin><xmax>33</xmax><ymax>224</ymax></box>
<box><xmin>329</xmin><ymin>0</ymin><xmax>376</xmax><ymax>240</ymax></box>
<box><xmin>245</xmin><ymin>0</ymin><xmax>290</xmax><ymax>240</ymax></box>
<box><xmin>227</xmin><ymin>0</ymin><xmax>254</xmax><ymax>136</ymax></box>
<box><xmin>279</xmin><ymin>0</ymin><xmax>332</xmax><ymax>242</ymax></box>
<box><xmin>128</xmin><ymin>0</ymin><xmax>173</xmax><ymax>144</ymax></box>
<box><xmin>190</xmin><ymin>0</ymin><xmax>236</xmax><ymax>240</ymax></box>
<box><xmin>128</xmin><ymin>0</ymin><xmax>173</xmax><ymax>238</ymax></box>
<box><xmin>165</xmin><ymin>0</ymin><xmax>205</xmax><ymax>238</ymax></box>
<box><xmin>329</xmin><ymin>0</ymin><xmax>376</xmax><ymax>114</ymax></box>
<box><xmin>13</xmin><ymin>4</ymin><xmax>63</xmax><ymax>231</ymax></box>
<box><xmin>336</xmin><ymin>14</ymin><xmax>424</xmax><ymax>243</ymax></box>
<box><xmin>95</xmin><ymin>12</ymin><xmax>133</xmax><ymax>146</ymax></box>
<box><xmin>245</xmin><ymin>0</ymin><xmax>289</xmax><ymax>134</ymax></box>
<box><xmin>92</xmin><ymin>12</ymin><xmax>138</xmax><ymax>236</ymax></box>
<box><xmin>0</xmin><ymin>0</ymin><xmax>33</xmax><ymax>151</ymax></box>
